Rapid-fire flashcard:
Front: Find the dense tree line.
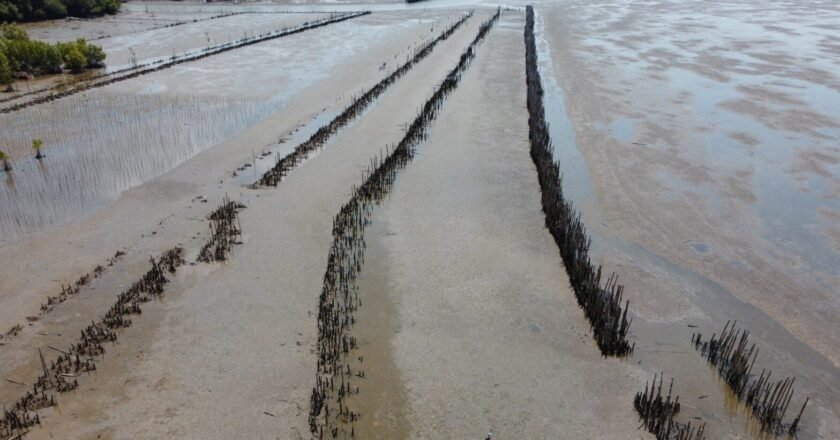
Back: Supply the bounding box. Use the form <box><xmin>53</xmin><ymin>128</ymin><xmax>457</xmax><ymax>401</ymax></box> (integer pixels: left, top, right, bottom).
<box><xmin>0</xmin><ymin>0</ymin><xmax>120</xmax><ymax>22</ymax></box>
<box><xmin>1</xmin><ymin>23</ymin><xmax>105</xmax><ymax>86</ymax></box>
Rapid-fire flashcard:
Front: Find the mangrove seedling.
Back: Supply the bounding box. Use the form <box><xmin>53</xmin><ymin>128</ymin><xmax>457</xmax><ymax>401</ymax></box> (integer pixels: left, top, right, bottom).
<box><xmin>33</xmin><ymin>138</ymin><xmax>44</xmax><ymax>160</ymax></box>
<box><xmin>0</xmin><ymin>150</ymin><xmax>10</xmax><ymax>171</ymax></box>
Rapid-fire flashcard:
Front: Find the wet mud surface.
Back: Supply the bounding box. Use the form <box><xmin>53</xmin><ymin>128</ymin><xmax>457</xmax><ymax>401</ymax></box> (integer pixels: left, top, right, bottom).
<box><xmin>0</xmin><ymin>1</ymin><xmax>838</xmax><ymax>438</ymax></box>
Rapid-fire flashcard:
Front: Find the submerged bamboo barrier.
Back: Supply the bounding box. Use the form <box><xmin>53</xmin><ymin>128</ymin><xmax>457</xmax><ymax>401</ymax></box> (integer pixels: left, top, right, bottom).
<box><xmin>197</xmin><ymin>196</ymin><xmax>245</xmax><ymax>263</ymax></box>
<box><xmin>0</xmin><ymin>248</ymin><xmax>184</xmax><ymax>439</ymax></box>
<box><xmin>634</xmin><ymin>373</ymin><xmax>706</xmax><ymax>440</ymax></box>
<box><xmin>524</xmin><ymin>5</ymin><xmax>633</xmax><ymax>357</ymax></box>
<box><xmin>692</xmin><ymin>321</ymin><xmax>808</xmax><ymax>435</ymax></box>
<box><xmin>255</xmin><ymin>10</ymin><xmax>474</xmax><ymax>188</ymax></box>
<box><xmin>308</xmin><ymin>10</ymin><xmax>501</xmax><ymax>439</ymax></box>
<box><xmin>0</xmin><ymin>11</ymin><xmax>370</xmax><ymax>115</ymax></box>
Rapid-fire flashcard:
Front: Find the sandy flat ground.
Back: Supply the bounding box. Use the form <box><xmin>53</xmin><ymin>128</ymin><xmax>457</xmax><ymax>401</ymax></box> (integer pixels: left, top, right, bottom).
<box><xmin>2</xmin><ymin>10</ymin><xmax>494</xmax><ymax>439</ymax></box>
<box><xmin>363</xmin><ymin>12</ymin><xmax>644</xmax><ymax>439</ymax></box>
<box><xmin>0</xmin><ymin>5</ymin><xmax>466</xmax><ymax>404</ymax></box>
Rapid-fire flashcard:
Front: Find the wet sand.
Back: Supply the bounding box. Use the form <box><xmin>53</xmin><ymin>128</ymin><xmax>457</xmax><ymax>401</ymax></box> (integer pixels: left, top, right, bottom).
<box><xmin>0</xmin><ymin>6</ymin><xmax>465</xmax><ymax>396</ymax></box>
<box><xmin>2</xmin><ymin>9</ymin><xmax>492</xmax><ymax>438</ymax></box>
<box><xmin>0</xmin><ymin>1</ymin><xmax>838</xmax><ymax>438</ymax></box>
<box><xmin>364</xmin><ymin>12</ymin><xmax>642</xmax><ymax>438</ymax></box>
<box><xmin>95</xmin><ymin>12</ymin><xmax>331</xmax><ymax>70</ymax></box>
<box><xmin>21</xmin><ymin>10</ymin><xmax>227</xmax><ymax>43</ymax></box>
<box><xmin>536</xmin><ymin>0</ymin><xmax>839</xmax><ymax>437</ymax></box>
<box><xmin>0</xmin><ymin>10</ymin><xmax>454</xmax><ymax>237</ymax></box>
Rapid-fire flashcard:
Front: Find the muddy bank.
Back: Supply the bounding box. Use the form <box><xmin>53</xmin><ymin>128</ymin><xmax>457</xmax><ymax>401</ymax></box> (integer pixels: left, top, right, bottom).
<box><xmin>0</xmin><ymin>0</ymin><xmax>835</xmax><ymax>438</ymax></box>
<box><xmin>256</xmin><ymin>10</ymin><xmax>473</xmax><ymax>188</ymax></box>
<box><xmin>95</xmin><ymin>12</ymin><xmax>331</xmax><ymax>70</ymax></box>
<box><xmin>21</xmin><ymin>10</ymin><xmax>229</xmax><ymax>43</ymax></box>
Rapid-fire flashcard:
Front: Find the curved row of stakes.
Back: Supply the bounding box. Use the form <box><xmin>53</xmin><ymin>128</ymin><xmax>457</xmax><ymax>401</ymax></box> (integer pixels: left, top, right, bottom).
<box><xmin>525</xmin><ymin>5</ymin><xmax>633</xmax><ymax>358</ymax></box>
<box><xmin>255</xmin><ymin>10</ymin><xmax>474</xmax><ymax>188</ymax></box>
<box><xmin>526</xmin><ymin>4</ymin><xmax>807</xmax><ymax>438</ymax></box>
<box><xmin>0</xmin><ymin>248</ymin><xmax>185</xmax><ymax>438</ymax></box>
<box><xmin>308</xmin><ymin>10</ymin><xmax>502</xmax><ymax>440</ymax></box>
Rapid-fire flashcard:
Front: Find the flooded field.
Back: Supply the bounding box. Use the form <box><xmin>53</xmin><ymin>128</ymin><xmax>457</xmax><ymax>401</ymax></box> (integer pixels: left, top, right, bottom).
<box><xmin>0</xmin><ymin>0</ymin><xmax>837</xmax><ymax>439</ymax></box>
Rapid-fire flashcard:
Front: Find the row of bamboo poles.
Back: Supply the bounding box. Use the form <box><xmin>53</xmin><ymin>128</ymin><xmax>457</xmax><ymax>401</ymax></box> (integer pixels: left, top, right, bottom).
<box><xmin>526</xmin><ymin>5</ymin><xmax>811</xmax><ymax>436</ymax></box>
<box><xmin>38</xmin><ymin>251</ymin><xmax>124</xmax><ymax>314</ymax></box>
<box><xmin>0</xmin><ymin>12</ymin><xmax>370</xmax><ymax>115</ymax></box>
<box><xmin>309</xmin><ymin>10</ymin><xmax>501</xmax><ymax>440</ymax></box>
<box><xmin>692</xmin><ymin>321</ymin><xmax>808</xmax><ymax>435</ymax></box>
<box><xmin>0</xmin><ymin>248</ymin><xmax>184</xmax><ymax>439</ymax></box>
<box><xmin>524</xmin><ymin>5</ymin><xmax>633</xmax><ymax>357</ymax></box>
<box><xmin>255</xmin><ymin>10</ymin><xmax>474</xmax><ymax>188</ymax></box>
<box><xmin>634</xmin><ymin>373</ymin><xmax>707</xmax><ymax>440</ymax></box>
<box><xmin>197</xmin><ymin>196</ymin><xmax>245</xmax><ymax>263</ymax></box>
<box><xmin>85</xmin><ymin>12</ymin><xmax>243</xmax><ymax>42</ymax></box>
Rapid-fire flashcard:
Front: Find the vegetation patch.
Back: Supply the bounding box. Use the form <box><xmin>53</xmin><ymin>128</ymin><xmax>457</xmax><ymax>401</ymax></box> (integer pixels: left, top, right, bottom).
<box><xmin>0</xmin><ymin>23</ymin><xmax>105</xmax><ymax>88</ymax></box>
<box><xmin>0</xmin><ymin>0</ymin><xmax>119</xmax><ymax>23</ymax></box>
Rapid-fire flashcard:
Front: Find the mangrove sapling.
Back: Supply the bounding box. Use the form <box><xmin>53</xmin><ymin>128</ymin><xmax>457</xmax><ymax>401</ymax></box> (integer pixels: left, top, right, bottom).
<box><xmin>0</xmin><ymin>150</ymin><xmax>10</xmax><ymax>171</ymax></box>
<box><xmin>32</xmin><ymin>138</ymin><xmax>44</xmax><ymax>160</ymax></box>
